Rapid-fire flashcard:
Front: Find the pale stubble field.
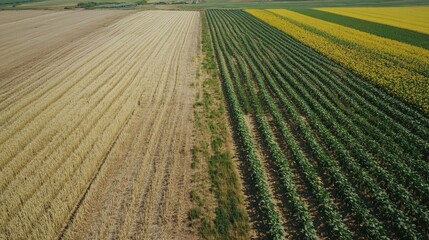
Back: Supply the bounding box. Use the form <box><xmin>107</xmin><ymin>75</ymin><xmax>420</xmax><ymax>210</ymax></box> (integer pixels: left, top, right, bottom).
<box><xmin>0</xmin><ymin>10</ymin><xmax>200</xmax><ymax>240</ymax></box>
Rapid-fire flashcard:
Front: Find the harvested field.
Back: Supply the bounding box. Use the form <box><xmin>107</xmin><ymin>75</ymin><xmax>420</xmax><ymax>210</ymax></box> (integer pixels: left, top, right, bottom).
<box><xmin>0</xmin><ymin>10</ymin><xmax>200</xmax><ymax>240</ymax></box>
<box><xmin>0</xmin><ymin>10</ymin><xmax>131</xmax><ymax>76</ymax></box>
<box><xmin>0</xmin><ymin>10</ymin><xmax>51</xmax><ymax>24</ymax></box>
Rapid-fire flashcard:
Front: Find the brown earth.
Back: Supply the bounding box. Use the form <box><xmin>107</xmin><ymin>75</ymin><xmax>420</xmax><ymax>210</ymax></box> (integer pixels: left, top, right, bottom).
<box><xmin>0</xmin><ymin>10</ymin><xmax>200</xmax><ymax>240</ymax></box>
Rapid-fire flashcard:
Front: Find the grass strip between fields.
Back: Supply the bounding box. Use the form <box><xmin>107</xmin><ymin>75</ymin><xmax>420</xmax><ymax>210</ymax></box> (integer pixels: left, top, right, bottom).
<box><xmin>293</xmin><ymin>8</ymin><xmax>429</xmax><ymax>50</ymax></box>
<box><xmin>189</xmin><ymin>11</ymin><xmax>250</xmax><ymax>240</ymax></box>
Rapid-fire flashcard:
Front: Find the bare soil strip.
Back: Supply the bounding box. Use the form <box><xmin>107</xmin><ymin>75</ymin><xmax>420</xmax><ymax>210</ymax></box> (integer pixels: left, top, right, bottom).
<box><xmin>0</xmin><ymin>10</ymin><xmax>199</xmax><ymax>240</ymax></box>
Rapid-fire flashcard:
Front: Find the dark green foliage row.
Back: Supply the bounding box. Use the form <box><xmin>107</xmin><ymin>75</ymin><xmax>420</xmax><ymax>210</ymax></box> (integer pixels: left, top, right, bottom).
<box><xmin>215</xmin><ymin>12</ymin><xmax>321</xmax><ymax>240</ymax></box>
<box><xmin>76</xmin><ymin>1</ymin><xmax>136</xmax><ymax>9</ymax></box>
<box><xmin>206</xmin><ymin>9</ymin><xmax>429</xmax><ymax>239</ymax></box>
<box><xmin>179</xmin><ymin>0</ymin><xmax>429</xmax><ymax>10</ymax></box>
<box><xmin>207</xmin><ymin>10</ymin><xmax>286</xmax><ymax>240</ymax></box>
<box><xmin>0</xmin><ymin>0</ymin><xmax>29</xmax><ymax>5</ymax></box>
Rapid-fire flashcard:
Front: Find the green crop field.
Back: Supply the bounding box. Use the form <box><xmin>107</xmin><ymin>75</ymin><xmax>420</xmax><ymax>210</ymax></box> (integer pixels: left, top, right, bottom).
<box><xmin>0</xmin><ymin>0</ymin><xmax>29</xmax><ymax>4</ymax></box>
<box><xmin>205</xmin><ymin>9</ymin><xmax>429</xmax><ymax>239</ymax></box>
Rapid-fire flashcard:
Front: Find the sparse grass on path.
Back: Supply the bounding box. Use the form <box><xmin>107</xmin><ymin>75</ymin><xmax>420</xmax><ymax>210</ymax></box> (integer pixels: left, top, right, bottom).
<box><xmin>189</xmin><ymin>11</ymin><xmax>250</xmax><ymax>240</ymax></box>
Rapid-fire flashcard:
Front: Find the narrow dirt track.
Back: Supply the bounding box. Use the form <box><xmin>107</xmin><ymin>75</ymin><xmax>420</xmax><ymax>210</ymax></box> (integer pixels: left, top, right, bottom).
<box><xmin>0</xmin><ymin>10</ymin><xmax>199</xmax><ymax>240</ymax></box>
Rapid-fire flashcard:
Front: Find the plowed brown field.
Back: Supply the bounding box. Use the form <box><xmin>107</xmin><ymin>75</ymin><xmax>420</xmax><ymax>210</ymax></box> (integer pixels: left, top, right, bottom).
<box><xmin>0</xmin><ymin>10</ymin><xmax>200</xmax><ymax>240</ymax></box>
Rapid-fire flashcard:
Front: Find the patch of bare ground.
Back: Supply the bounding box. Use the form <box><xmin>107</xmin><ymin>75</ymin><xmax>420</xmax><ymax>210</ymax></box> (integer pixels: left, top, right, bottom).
<box><xmin>230</xmin><ymin>117</ymin><xmax>267</xmax><ymax>239</ymax></box>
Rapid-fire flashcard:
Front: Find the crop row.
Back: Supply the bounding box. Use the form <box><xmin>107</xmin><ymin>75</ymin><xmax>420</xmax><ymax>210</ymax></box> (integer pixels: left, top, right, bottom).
<box><xmin>207</xmin><ymin>11</ymin><xmax>286</xmax><ymax>239</ymax></box>
<box><xmin>207</xmin><ymin>9</ymin><xmax>429</xmax><ymax>239</ymax></box>
<box><xmin>247</xmin><ymin>9</ymin><xmax>429</xmax><ymax>113</ymax></box>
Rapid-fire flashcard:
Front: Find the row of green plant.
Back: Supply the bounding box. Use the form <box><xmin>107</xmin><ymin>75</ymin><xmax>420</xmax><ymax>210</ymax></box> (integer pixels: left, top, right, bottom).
<box><xmin>211</xmin><ymin>9</ymin><xmax>351</xmax><ymax>239</ymax></box>
<box><xmin>206</xmin><ymin>9</ymin><xmax>429</xmax><ymax>239</ymax></box>
<box><xmin>207</xmin><ymin>10</ymin><xmax>286</xmax><ymax>240</ymax></box>
<box><xmin>231</xmin><ymin>10</ymin><xmax>429</xmax><ymax>190</ymax></box>
<box><xmin>216</xmin><ymin>10</ymin><xmax>384</xmax><ymax>239</ymax></box>
<box><xmin>236</xmin><ymin>8</ymin><xmax>429</xmax><ymax>207</ymax></box>
<box><xmin>218</xmin><ymin>17</ymin><xmax>321</xmax><ymax>240</ymax></box>
<box><xmin>238</xmin><ymin>11</ymin><xmax>429</xmax><ymax>193</ymax></box>
<box><xmin>242</xmin><ymin>9</ymin><xmax>429</xmax><ymax>237</ymax></box>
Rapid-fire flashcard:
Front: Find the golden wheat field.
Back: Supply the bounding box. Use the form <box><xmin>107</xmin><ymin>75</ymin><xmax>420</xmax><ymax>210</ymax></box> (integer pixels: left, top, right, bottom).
<box><xmin>0</xmin><ymin>10</ymin><xmax>200</xmax><ymax>239</ymax></box>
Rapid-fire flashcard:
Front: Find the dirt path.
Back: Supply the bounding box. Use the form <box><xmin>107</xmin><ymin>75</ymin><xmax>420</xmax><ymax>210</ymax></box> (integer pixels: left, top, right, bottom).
<box><xmin>0</xmin><ymin>10</ymin><xmax>199</xmax><ymax>240</ymax></box>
